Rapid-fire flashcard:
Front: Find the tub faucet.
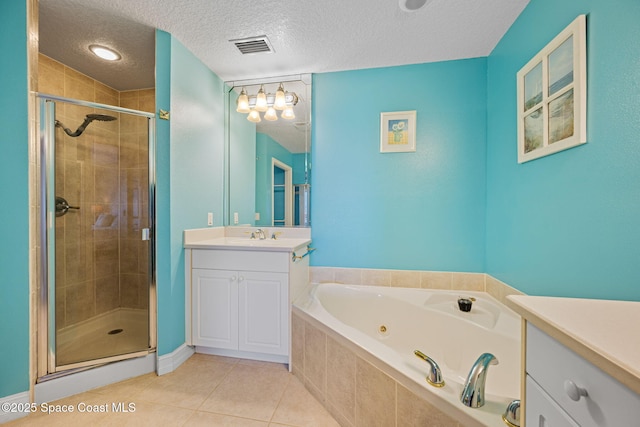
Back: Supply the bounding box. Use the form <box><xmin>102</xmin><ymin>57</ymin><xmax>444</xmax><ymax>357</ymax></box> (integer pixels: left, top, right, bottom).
<box><xmin>460</xmin><ymin>353</ymin><xmax>499</xmax><ymax>408</ymax></box>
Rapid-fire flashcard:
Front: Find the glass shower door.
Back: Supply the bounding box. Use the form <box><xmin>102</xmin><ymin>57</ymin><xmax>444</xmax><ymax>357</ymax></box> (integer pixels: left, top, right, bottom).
<box><xmin>42</xmin><ymin>97</ymin><xmax>155</xmax><ymax>371</ymax></box>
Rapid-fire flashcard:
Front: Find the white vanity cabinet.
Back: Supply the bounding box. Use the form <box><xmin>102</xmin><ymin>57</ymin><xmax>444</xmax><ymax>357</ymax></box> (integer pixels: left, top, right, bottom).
<box><xmin>507</xmin><ymin>295</ymin><xmax>640</xmax><ymax>427</ymax></box>
<box><xmin>524</xmin><ymin>323</ymin><xmax>640</xmax><ymax>427</ymax></box>
<box><xmin>185</xmin><ymin>243</ymin><xmax>310</xmax><ymax>365</ymax></box>
<box><xmin>191</xmin><ymin>268</ymin><xmax>288</xmax><ymax>355</ymax></box>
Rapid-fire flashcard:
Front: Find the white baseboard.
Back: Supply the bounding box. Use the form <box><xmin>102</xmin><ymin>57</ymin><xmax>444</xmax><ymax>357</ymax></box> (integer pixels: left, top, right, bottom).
<box><xmin>156</xmin><ymin>343</ymin><xmax>194</xmax><ymax>376</ymax></box>
<box><xmin>0</xmin><ymin>391</ymin><xmax>30</xmax><ymax>424</ymax></box>
<box><xmin>34</xmin><ymin>353</ymin><xmax>155</xmax><ymax>404</ymax></box>
<box><xmin>195</xmin><ymin>346</ymin><xmax>288</xmax><ymax>365</ymax></box>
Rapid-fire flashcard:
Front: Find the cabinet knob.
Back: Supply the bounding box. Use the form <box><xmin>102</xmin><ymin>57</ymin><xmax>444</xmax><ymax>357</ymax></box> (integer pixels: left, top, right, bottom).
<box><xmin>239</xmin><ymin>276</ymin><xmax>244</xmax><ymax>282</ymax></box>
<box><xmin>564</xmin><ymin>379</ymin><xmax>588</xmax><ymax>401</ymax></box>
<box><xmin>231</xmin><ymin>276</ymin><xmax>237</xmax><ymax>282</ymax></box>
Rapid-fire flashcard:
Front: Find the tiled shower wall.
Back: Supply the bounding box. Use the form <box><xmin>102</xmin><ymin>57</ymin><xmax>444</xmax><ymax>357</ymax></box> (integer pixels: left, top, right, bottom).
<box><xmin>37</xmin><ymin>54</ymin><xmax>154</xmax><ymax>328</ymax></box>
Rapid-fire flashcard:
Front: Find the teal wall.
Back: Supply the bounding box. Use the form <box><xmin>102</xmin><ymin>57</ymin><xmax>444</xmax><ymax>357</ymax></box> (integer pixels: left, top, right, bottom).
<box><xmin>485</xmin><ymin>0</ymin><xmax>640</xmax><ymax>300</ymax></box>
<box><xmin>156</xmin><ymin>31</ymin><xmax>226</xmax><ymax>355</ymax></box>
<box><xmin>0</xmin><ymin>0</ymin><xmax>30</xmax><ymax>398</ymax></box>
<box><xmin>293</xmin><ymin>153</ymin><xmax>307</xmax><ymax>185</ymax></box>
<box><xmin>255</xmin><ymin>133</ymin><xmax>296</xmax><ymax>226</ymax></box>
<box><xmin>311</xmin><ymin>59</ymin><xmax>488</xmax><ymax>271</ymax></box>
<box><xmin>229</xmin><ymin>102</ymin><xmax>257</xmax><ymax>226</ymax></box>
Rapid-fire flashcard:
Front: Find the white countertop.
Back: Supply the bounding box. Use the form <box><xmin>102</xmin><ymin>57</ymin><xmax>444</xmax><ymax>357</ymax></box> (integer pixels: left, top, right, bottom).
<box><xmin>507</xmin><ymin>295</ymin><xmax>640</xmax><ymax>395</ymax></box>
<box><xmin>183</xmin><ymin>226</ymin><xmax>311</xmax><ymax>252</ymax></box>
<box><xmin>185</xmin><ymin>236</ymin><xmax>311</xmax><ymax>252</ymax></box>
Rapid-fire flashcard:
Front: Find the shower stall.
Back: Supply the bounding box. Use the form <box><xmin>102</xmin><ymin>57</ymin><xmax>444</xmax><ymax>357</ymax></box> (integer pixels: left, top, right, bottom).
<box><xmin>37</xmin><ymin>95</ymin><xmax>156</xmax><ymax>379</ymax></box>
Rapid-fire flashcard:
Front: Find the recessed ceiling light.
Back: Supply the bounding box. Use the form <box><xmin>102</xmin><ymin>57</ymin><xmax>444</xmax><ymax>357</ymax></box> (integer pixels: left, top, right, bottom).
<box><xmin>89</xmin><ymin>44</ymin><xmax>121</xmax><ymax>61</ymax></box>
<box><xmin>399</xmin><ymin>0</ymin><xmax>432</xmax><ymax>12</ymax></box>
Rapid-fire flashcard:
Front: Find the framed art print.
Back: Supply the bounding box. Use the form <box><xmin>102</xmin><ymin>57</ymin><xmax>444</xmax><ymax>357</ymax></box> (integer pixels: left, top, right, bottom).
<box><xmin>516</xmin><ymin>15</ymin><xmax>587</xmax><ymax>163</ymax></box>
<box><xmin>380</xmin><ymin>110</ymin><xmax>416</xmax><ymax>153</ymax></box>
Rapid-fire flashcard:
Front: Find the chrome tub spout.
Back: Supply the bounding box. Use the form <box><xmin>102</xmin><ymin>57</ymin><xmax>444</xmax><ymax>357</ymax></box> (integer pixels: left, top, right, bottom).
<box><xmin>460</xmin><ymin>353</ymin><xmax>499</xmax><ymax>408</ymax></box>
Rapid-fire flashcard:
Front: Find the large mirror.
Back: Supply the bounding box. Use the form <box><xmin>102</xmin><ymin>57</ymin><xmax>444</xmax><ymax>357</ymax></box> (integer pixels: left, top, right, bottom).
<box><xmin>225</xmin><ymin>75</ymin><xmax>311</xmax><ymax>227</ymax></box>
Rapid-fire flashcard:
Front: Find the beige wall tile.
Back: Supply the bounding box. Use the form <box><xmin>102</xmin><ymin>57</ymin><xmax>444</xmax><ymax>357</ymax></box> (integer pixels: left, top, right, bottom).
<box><xmin>310</xmin><ymin>266</ymin><xmax>335</xmax><ymax>283</ymax></box>
<box><xmin>326</xmin><ymin>337</ymin><xmax>356</xmax><ymax>425</ymax></box>
<box><xmin>486</xmin><ymin>274</ymin><xmax>525</xmax><ymax>305</ymax></box>
<box><xmin>420</xmin><ymin>271</ymin><xmax>452</xmax><ymax>290</ymax></box>
<box><xmin>38</xmin><ymin>54</ymin><xmax>65</xmax><ymax>96</ymax></box>
<box><xmin>362</xmin><ymin>268</ymin><xmax>391</xmax><ymax>286</ymax></box>
<box><xmin>355</xmin><ymin>358</ymin><xmax>396</xmax><ymax>427</ymax></box>
<box><xmin>304</xmin><ymin>321</ymin><xmax>327</xmax><ymax>395</ymax></box>
<box><xmin>397</xmin><ymin>384</ymin><xmax>458</xmax><ymax>426</ymax></box>
<box><xmin>65</xmin><ymin>281</ymin><xmax>96</xmax><ymax>324</ymax></box>
<box><xmin>291</xmin><ymin>312</ymin><xmax>305</xmax><ymax>373</ymax></box>
<box><xmin>95</xmin><ymin>276</ymin><xmax>119</xmax><ymax>314</ymax></box>
<box><xmin>391</xmin><ymin>269</ymin><xmax>421</xmax><ymax>288</ymax></box>
<box><xmin>272</xmin><ymin>376</ymin><xmax>340</xmax><ymax>426</ymax></box>
<box><xmin>335</xmin><ymin>268</ymin><xmax>362</xmax><ymax>285</ymax></box>
<box><xmin>138</xmin><ymin>92</ymin><xmax>156</xmax><ymax>113</ymax></box>
<box><xmin>64</xmin><ymin>73</ymin><xmax>94</xmax><ymax>102</ymax></box>
<box><xmin>451</xmin><ymin>272</ymin><xmax>485</xmax><ymax>291</ymax></box>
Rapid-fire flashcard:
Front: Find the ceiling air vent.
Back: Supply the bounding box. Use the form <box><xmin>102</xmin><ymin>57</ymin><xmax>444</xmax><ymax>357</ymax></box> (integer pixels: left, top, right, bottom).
<box><xmin>231</xmin><ymin>35</ymin><xmax>274</xmax><ymax>55</ymax></box>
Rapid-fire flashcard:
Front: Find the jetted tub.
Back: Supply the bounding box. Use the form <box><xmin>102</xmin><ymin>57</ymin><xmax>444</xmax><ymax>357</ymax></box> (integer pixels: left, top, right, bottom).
<box><xmin>293</xmin><ymin>283</ymin><xmax>521</xmax><ymax>426</ymax></box>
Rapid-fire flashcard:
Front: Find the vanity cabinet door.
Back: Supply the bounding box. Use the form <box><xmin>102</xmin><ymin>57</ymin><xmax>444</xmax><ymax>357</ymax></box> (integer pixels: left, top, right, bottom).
<box><xmin>238</xmin><ymin>271</ymin><xmax>289</xmax><ymax>355</ymax></box>
<box><xmin>192</xmin><ymin>268</ymin><xmax>239</xmax><ymax>349</ymax></box>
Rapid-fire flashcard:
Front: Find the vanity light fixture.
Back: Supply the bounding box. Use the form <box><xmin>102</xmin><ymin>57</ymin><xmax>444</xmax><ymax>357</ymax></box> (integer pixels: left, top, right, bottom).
<box><xmin>236</xmin><ymin>88</ymin><xmax>250</xmax><ymax>113</ymax></box>
<box><xmin>281</xmin><ymin>106</ymin><xmax>295</xmax><ymax>120</ymax></box>
<box><xmin>264</xmin><ymin>107</ymin><xmax>278</xmax><ymax>121</ymax></box>
<box><xmin>255</xmin><ymin>85</ymin><xmax>268</xmax><ymax>112</ymax></box>
<box><xmin>235</xmin><ymin>83</ymin><xmax>299</xmax><ymax>122</ymax></box>
<box><xmin>274</xmin><ymin>83</ymin><xmax>286</xmax><ymax>110</ymax></box>
<box><xmin>89</xmin><ymin>44</ymin><xmax>121</xmax><ymax>61</ymax></box>
<box><xmin>247</xmin><ymin>109</ymin><xmax>261</xmax><ymax>123</ymax></box>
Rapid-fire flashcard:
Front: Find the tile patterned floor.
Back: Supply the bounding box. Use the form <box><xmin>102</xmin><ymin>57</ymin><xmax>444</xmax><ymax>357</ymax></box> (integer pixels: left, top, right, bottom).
<box><xmin>5</xmin><ymin>354</ymin><xmax>339</xmax><ymax>427</ymax></box>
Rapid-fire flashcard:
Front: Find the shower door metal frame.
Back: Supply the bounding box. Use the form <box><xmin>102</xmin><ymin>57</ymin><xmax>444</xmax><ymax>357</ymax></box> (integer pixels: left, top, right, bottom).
<box><xmin>37</xmin><ymin>94</ymin><xmax>157</xmax><ymax>380</ymax></box>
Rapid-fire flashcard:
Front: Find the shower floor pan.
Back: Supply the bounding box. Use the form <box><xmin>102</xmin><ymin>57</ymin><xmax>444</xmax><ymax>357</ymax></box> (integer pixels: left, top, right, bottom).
<box><xmin>56</xmin><ymin>308</ymin><xmax>149</xmax><ymax>368</ymax></box>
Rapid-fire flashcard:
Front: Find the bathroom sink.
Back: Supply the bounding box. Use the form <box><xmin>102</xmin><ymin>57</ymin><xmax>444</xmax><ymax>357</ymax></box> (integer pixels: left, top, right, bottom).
<box><xmin>226</xmin><ymin>238</ymin><xmax>286</xmax><ymax>246</ymax></box>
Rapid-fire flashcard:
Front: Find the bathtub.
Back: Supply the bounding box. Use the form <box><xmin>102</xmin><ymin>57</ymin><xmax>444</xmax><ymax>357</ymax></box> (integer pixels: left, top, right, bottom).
<box><xmin>293</xmin><ymin>283</ymin><xmax>521</xmax><ymax>426</ymax></box>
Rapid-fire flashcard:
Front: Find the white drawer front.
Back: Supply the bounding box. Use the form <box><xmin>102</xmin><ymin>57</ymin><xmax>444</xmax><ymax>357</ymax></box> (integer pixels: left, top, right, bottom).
<box><xmin>526</xmin><ymin>323</ymin><xmax>640</xmax><ymax>427</ymax></box>
<box><xmin>526</xmin><ymin>375</ymin><xmax>579</xmax><ymax>427</ymax></box>
<box><xmin>192</xmin><ymin>249</ymin><xmax>289</xmax><ymax>272</ymax></box>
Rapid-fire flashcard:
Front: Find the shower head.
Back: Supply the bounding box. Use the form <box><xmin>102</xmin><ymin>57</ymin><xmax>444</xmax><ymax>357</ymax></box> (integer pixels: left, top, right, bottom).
<box><xmin>86</xmin><ymin>114</ymin><xmax>117</xmax><ymax>122</ymax></box>
<box><xmin>55</xmin><ymin>113</ymin><xmax>117</xmax><ymax>138</ymax></box>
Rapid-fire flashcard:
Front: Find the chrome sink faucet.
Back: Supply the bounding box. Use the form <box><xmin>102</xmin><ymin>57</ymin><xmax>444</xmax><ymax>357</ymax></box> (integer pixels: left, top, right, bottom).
<box><xmin>254</xmin><ymin>228</ymin><xmax>266</xmax><ymax>240</ymax></box>
<box><xmin>460</xmin><ymin>353</ymin><xmax>499</xmax><ymax>408</ymax></box>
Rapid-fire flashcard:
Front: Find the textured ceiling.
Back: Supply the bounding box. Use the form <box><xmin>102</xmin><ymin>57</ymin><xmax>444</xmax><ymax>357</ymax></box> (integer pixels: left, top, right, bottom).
<box><xmin>39</xmin><ymin>0</ymin><xmax>530</xmax><ymax>90</ymax></box>
<box><xmin>38</xmin><ymin>0</ymin><xmax>529</xmax><ymax>153</ymax></box>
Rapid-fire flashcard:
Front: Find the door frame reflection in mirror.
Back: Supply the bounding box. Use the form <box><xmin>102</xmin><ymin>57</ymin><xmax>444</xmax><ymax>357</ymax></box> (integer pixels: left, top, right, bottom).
<box><xmin>224</xmin><ymin>74</ymin><xmax>311</xmax><ymax>228</ymax></box>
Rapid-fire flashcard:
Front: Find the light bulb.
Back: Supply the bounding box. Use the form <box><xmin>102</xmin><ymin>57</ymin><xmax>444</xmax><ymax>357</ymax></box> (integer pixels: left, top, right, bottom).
<box><xmin>274</xmin><ymin>83</ymin><xmax>286</xmax><ymax>110</ymax></box>
<box><xmin>255</xmin><ymin>85</ymin><xmax>268</xmax><ymax>112</ymax></box>
<box><xmin>247</xmin><ymin>109</ymin><xmax>261</xmax><ymax>123</ymax></box>
<box><xmin>281</xmin><ymin>106</ymin><xmax>295</xmax><ymax>120</ymax></box>
<box><xmin>264</xmin><ymin>107</ymin><xmax>278</xmax><ymax>121</ymax></box>
<box><xmin>236</xmin><ymin>88</ymin><xmax>250</xmax><ymax>113</ymax></box>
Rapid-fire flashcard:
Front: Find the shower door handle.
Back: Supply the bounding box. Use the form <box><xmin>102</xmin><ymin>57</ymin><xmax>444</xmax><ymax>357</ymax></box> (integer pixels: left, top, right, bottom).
<box><xmin>55</xmin><ymin>196</ymin><xmax>79</xmax><ymax>217</ymax></box>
